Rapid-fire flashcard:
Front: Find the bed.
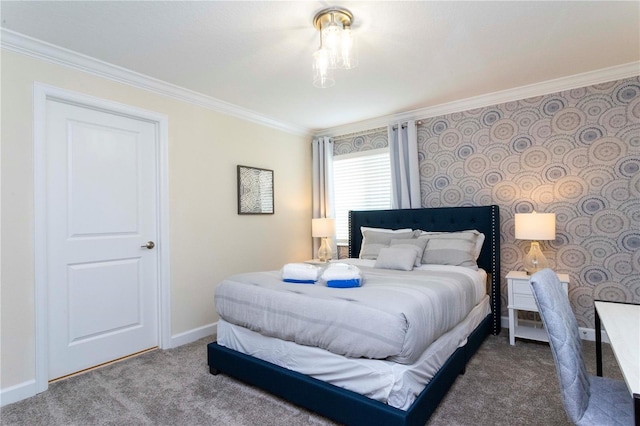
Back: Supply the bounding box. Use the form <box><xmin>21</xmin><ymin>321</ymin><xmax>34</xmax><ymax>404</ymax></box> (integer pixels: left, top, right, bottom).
<box><xmin>207</xmin><ymin>205</ymin><xmax>501</xmax><ymax>426</ymax></box>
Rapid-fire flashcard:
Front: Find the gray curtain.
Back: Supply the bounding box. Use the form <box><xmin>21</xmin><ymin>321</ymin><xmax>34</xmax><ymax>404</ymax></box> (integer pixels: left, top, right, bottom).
<box><xmin>311</xmin><ymin>137</ymin><xmax>336</xmax><ymax>257</ymax></box>
<box><xmin>388</xmin><ymin>120</ymin><xmax>421</xmax><ymax>209</ymax></box>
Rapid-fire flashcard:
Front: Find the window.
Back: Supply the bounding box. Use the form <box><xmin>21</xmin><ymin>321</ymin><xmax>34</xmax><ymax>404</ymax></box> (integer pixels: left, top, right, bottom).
<box><xmin>333</xmin><ymin>148</ymin><xmax>391</xmax><ymax>243</ymax></box>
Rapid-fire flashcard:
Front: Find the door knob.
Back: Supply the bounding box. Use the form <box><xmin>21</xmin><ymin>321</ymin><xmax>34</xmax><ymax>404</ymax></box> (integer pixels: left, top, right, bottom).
<box><xmin>141</xmin><ymin>241</ymin><xmax>155</xmax><ymax>249</ymax></box>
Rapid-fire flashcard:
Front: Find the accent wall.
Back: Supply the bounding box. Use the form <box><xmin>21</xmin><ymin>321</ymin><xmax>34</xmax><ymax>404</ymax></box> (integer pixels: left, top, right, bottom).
<box><xmin>333</xmin><ymin>76</ymin><xmax>640</xmax><ymax>328</ymax></box>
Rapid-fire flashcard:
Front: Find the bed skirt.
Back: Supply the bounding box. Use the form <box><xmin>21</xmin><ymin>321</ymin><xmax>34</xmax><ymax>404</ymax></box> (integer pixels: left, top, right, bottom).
<box><xmin>207</xmin><ymin>314</ymin><xmax>492</xmax><ymax>426</ymax></box>
<box><xmin>217</xmin><ymin>295</ymin><xmax>490</xmax><ymax>409</ymax></box>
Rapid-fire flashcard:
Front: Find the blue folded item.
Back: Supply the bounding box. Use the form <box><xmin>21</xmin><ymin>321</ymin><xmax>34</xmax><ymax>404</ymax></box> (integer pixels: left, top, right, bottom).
<box><xmin>327</xmin><ymin>279</ymin><xmax>361</xmax><ymax>288</ymax></box>
<box><xmin>283</xmin><ymin>279</ymin><xmax>316</xmax><ymax>284</ymax></box>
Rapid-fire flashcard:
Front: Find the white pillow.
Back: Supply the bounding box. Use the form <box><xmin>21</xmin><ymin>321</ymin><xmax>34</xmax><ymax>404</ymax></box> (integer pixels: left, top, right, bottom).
<box><xmin>374</xmin><ymin>247</ymin><xmax>416</xmax><ymax>271</ymax></box>
<box><xmin>361</xmin><ymin>227</ymin><xmax>412</xmax><ymax>238</ymax></box>
<box><xmin>390</xmin><ymin>238</ymin><xmax>428</xmax><ymax>267</ymax></box>
<box><xmin>418</xmin><ymin>230</ymin><xmax>485</xmax><ymax>260</ymax></box>
<box><xmin>421</xmin><ymin>238</ymin><xmax>478</xmax><ymax>270</ymax></box>
<box><xmin>474</xmin><ymin>232</ymin><xmax>486</xmax><ymax>259</ymax></box>
<box><xmin>359</xmin><ymin>228</ymin><xmax>417</xmax><ymax>260</ymax></box>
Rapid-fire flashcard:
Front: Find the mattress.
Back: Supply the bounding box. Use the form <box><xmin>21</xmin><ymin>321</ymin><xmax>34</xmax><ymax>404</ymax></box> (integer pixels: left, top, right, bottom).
<box><xmin>218</xmin><ymin>295</ymin><xmax>491</xmax><ymax>410</ymax></box>
<box><xmin>215</xmin><ymin>261</ymin><xmax>486</xmax><ymax>364</ymax></box>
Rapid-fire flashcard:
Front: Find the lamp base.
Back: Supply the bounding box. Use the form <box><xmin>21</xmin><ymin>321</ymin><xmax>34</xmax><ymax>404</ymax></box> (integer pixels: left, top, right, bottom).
<box><xmin>523</xmin><ymin>241</ymin><xmax>548</xmax><ymax>275</ymax></box>
<box><xmin>317</xmin><ymin>237</ymin><xmax>332</xmax><ymax>262</ymax></box>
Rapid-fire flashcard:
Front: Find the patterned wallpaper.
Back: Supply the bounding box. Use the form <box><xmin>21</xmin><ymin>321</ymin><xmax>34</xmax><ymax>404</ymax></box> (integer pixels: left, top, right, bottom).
<box><xmin>334</xmin><ymin>76</ymin><xmax>640</xmax><ymax>328</ymax></box>
<box><xmin>333</xmin><ymin>127</ymin><xmax>388</xmax><ymax>155</ymax></box>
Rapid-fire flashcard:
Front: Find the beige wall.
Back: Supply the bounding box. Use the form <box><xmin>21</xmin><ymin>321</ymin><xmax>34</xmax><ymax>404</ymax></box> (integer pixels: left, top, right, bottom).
<box><xmin>1</xmin><ymin>50</ymin><xmax>312</xmax><ymax>389</ymax></box>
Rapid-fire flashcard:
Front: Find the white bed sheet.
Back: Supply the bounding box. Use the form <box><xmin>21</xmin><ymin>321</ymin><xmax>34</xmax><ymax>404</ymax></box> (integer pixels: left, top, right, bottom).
<box><xmin>217</xmin><ymin>294</ymin><xmax>490</xmax><ymax>410</ymax></box>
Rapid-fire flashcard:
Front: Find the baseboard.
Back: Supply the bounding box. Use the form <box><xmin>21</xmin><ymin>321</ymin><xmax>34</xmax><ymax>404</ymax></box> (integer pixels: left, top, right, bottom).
<box><xmin>169</xmin><ymin>322</ymin><xmax>217</xmax><ymax>348</ymax></box>
<box><xmin>0</xmin><ymin>379</ymin><xmax>37</xmax><ymax>407</ymax></box>
<box><xmin>500</xmin><ymin>316</ymin><xmax>609</xmax><ymax>343</ymax></box>
<box><xmin>577</xmin><ymin>326</ymin><xmax>610</xmax><ymax>343</ymax></box>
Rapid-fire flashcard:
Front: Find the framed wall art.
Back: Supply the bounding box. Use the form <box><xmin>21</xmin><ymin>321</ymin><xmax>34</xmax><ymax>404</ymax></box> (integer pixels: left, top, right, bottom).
<box><xmin>237</xmin><ymin>165</ymin><xmax>274</xmax><ymax>215</ymax></box>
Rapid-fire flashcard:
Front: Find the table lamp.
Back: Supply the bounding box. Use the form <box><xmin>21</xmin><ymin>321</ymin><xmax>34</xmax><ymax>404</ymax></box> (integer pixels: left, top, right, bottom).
<box><xmin>312</xmin><ymin>218</ymin><xmax>335</xmax><ymax>262</ymax></box>
<box><xmin>515</xmin><ymin>212</ymin><xmax>556</xmax><ymax>275</ymax></box>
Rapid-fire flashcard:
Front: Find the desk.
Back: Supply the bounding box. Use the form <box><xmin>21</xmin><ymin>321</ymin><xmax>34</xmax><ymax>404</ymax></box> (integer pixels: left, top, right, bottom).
<box><xmin>594</xmin><ymin>301</ymin><xmax>640</xmax><ymax>425</ymax></box>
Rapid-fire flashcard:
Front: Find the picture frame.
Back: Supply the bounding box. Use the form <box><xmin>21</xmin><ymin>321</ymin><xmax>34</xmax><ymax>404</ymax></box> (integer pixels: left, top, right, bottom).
<box><xmin>237</xmin><ymin>165</ymin><xmax>274</xmax><ymax>215</ymax></box>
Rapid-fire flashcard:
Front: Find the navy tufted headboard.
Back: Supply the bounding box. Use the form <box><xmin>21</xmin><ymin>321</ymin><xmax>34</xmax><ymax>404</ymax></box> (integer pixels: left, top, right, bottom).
<box><xmin>349</xmin><ymin>205</ymin><xmax>501</xmax><ymax>335</ymax></box>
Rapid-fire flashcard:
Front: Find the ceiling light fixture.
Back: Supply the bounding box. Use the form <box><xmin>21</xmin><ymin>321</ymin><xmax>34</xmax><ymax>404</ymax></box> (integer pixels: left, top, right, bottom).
<box><xmin>312</xmin><ymin>7</ymin><xmax>357</xmax><ymax>88</ymax></box>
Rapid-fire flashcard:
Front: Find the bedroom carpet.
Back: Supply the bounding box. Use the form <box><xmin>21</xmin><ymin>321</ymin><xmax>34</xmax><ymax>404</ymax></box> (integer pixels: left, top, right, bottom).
<box><xmin>1</xmin><ymin>333</ymin><xmax>623</xmax><ymax>426</ymax></box>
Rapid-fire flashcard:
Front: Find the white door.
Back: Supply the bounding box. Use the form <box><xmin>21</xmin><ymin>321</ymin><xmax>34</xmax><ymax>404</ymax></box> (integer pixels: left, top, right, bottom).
<box><xmin>46</xmin><ymin>99</ymin><xmax>159</xmax><ymax>380</ymax></box>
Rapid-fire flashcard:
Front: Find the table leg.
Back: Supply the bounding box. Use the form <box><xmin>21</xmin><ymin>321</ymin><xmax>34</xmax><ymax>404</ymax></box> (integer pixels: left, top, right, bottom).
<box><xmin>595</xmin><ymin>306</ymin><xmax>602</xmax><ymax>377</ymax></box>
<box><xmin>509</xmin><ymin>308</ymin><xmax>516</xmax><ymax>345</ymax></box>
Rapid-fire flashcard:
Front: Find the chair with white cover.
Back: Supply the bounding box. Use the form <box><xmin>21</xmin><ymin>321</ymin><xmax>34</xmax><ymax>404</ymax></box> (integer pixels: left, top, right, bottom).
<box><xmin>529</xmin><ymin>269</ymin><xmax>633</xmax><ymax>426</ymax></box>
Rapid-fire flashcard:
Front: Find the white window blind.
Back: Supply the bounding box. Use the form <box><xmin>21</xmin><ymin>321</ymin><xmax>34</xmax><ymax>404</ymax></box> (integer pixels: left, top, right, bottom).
<box><xmin>333</xmin><ymin>149</ymin><xmax>391</xmax><ymax>243</ymax></box>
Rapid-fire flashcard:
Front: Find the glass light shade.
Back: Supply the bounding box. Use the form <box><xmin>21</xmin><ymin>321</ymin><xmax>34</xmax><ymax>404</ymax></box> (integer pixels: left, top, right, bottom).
<box><xmin>312</xmin><ymin>48</ymin><xmax>335</xmax><ymax>88</ymax></box>
<box><xmin>321</xmin><ymin>21</ymin><xmax>342</xmax><ymax>68</ymax></box>
<box><xmin>523</xmin><ymin>241</ymin><xmax>549</xmax><ymax>275</ymax></box>
<box><xmin>338</xmin><ymin>27</ymin><xmax>357</xmax><ymax>69</ymax></box>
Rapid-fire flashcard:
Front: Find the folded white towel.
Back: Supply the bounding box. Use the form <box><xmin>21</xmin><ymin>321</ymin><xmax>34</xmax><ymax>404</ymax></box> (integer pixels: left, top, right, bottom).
<box><xmin>326</xmin><ymin>262</ymin><xmax>351</xmax><ymax>269</ymax></box>
<box><xmin>282</xmin><ymin>263</ymin><xmax>320</xmax><ymax>282</ymax></box>
<box><xmin>321</xmin><ymin>263</ymin><xmax>362</xmax><ymax>281</ymax></box>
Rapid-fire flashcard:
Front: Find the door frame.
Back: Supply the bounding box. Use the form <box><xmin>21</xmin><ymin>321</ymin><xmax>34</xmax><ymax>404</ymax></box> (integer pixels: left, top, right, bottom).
<box><xmin>33</xmin><ymin>83</ymin><xmax>171</xmax><ymax>393</ymax></box>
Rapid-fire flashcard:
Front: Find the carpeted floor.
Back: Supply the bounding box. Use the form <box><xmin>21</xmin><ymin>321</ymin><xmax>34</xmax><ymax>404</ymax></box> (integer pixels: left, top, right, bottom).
<box><xmin>0</xmin><ymin>333</ymin><xmax>622</xmax><ymax>426</ymax></box>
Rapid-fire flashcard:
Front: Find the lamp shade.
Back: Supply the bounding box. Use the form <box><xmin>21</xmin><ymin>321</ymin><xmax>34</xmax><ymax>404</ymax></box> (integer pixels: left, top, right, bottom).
<box><xmin>515</xmin><ymin>212</ymin><xmax>556</xmax><ymax>241</ymax></box>
<box><xmin>312</xmin><ymin>218</ymin><xmax>335</xmax><ymax>238</ymax></box>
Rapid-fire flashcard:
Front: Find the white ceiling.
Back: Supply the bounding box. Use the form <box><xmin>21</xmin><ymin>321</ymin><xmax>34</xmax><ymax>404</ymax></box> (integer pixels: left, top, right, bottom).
<box><xmin>1</xmin><ymin>1</ymin><xmax>639</xmax><ymax>134</ymax></box>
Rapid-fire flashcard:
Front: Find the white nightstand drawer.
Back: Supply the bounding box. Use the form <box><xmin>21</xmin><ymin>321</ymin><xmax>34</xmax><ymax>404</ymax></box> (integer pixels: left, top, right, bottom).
<box><xmin>512</xmin><ymin>294</ymin><xmax>538</xmax><ymax>311</ymax></box>
<box><xmin>511</xmin><ymin>280</ymin><xmax>532</xmax><ymax>295</ymax></box>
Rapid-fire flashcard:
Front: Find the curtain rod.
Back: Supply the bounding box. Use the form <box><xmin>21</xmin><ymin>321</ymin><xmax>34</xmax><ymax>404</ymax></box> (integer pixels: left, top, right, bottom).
<box><xmin>392</xmin><ymin>120</ymin><xmax>423</xmax><ymax>130</ymax></box>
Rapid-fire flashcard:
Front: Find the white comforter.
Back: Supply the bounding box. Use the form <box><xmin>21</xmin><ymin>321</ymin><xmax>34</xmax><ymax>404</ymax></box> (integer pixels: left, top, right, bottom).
<box><xmin>214</xmin><ymin>260</ymin><xmax>485</xmax><ymax>364</ymax></box>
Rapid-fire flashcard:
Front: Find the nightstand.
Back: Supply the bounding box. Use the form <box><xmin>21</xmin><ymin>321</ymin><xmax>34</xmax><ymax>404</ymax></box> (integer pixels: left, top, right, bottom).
<box><xmin>507</xmin><ymin>270</ymin><xmax>570</xmax><ymax>345</ymax></box>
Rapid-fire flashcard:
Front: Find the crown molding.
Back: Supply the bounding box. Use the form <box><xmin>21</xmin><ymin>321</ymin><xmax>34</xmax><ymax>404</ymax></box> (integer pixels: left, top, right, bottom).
<box><xmin>3</xmin><ymin>28</ymin><xmax>638</xmax><ymax>139</ymax></box>
<box><xmin>318</xmin><ymin>61</ymin><xmax>640</xmax><ymax>137</ymax></box>
<box><xmin>1</xmin><ymin>29</ymin><xmax>311</xmax><ymax>137</ymax></box>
